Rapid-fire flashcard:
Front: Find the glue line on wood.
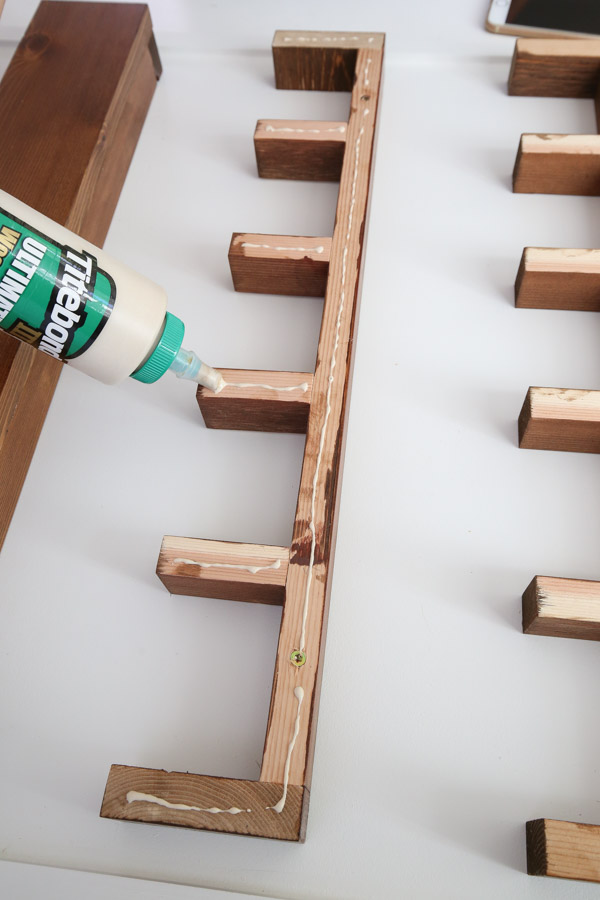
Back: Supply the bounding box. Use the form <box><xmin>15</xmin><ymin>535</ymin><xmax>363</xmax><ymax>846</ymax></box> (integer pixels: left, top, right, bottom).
<box><xmin>240</xmin><ymin>242</ymin><xmax>325</xmax><ymax>254</ymax></box>
<box><xmin>267</xmin><ymin>687</ymin><xmax>304</xmax><ymax>814</ymax></box>
<box><xmin>299</xmin><ymin>96</ymin><xmax>370</xmax><ymax>655</ymax></box>
<box><xmin>265</xmin><ymin>124</ymin><xmax>346</xmax><ymax>134</ymax></box>
<box><xmin>126</xmin><ymin>790</ymin><xmax>251</xmax><ymax>815</ymax></box>
<box><xmin>283</xmin><ymin>35</ymin><xmax>375</xmax><ymax>43</ymax></box>
<box><xmin>219</xmin><ymin>380</ymin><xmax>309</xmax><ymax>393</ymax></box>
<box><xmin>173</xmin><ymin>557</ymin><xmax>282</xmax><ymax>575</ymax></box>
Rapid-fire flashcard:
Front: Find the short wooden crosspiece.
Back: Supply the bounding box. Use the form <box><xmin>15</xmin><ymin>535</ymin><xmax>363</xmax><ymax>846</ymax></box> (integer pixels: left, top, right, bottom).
<box><xmin>101</xmin><ymin>29</ymin><xmax>384</xmax><ymax>842</ymax></box>
<box><xmin>509</xmin><ymin>39</ymin><xmax>600</xmax><ymax>884</ymax></box>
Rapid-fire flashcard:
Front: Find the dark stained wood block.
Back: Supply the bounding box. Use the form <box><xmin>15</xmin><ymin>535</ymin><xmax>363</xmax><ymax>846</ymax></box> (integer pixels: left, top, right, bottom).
<box><xmin>519</xmin><ymin>387</ymin><xmax>600</xmax><ymax>453</ymax></box>
<box><xmin>197</xmin><ymin>369</ymin><xmax>313</xmax><ymax>433</ymax></box>
<box><xmin>509</xmin><ymin>39</ymin><xmax>600</xmax><ymax>97</ymax></box>
<box><xmin>101</xmin><ymin>764</ymin><xmax>308</xmax><ymax>842</ymax></box>
<box><xmin>229</xmin><ymin>233</ymin><xmax>330</xmax><ymax>297</ymax></box>
<box><xmin>515</xmin><ymin>247</ymin><xmax>600</xmax><ymax>311</ymax></box>
<box><xmin>523</xmin><ymin>575</ymin><xmax>600</xmax><ymax>640</ymax></box>
<box><xmin>272</xmin><ymin>30</ymin><xmax>383</xmax><ymax>92</ymax></box>
<box><xmin>513</xmin><ymin>134</ymin><xmax>600</xmax><ymax>195</ymax></box>
<box><xmin>0</xmin><ymin>1</ymin><xmax>161</xmax><ymax>549</ymax></box>
<box><xmin>527</xmin><ymin>819</ymin><xmax>600</xmax><ymax>882</ymax></box>
<box><xmin>255</xmin><ymin>119</ymin><xmax>346</xmax><ymax>181</ymax></box>
<box><xmin>157</xmin><ymin>537</ymin><xmax>289</xmax><ymax>604</ymax></box>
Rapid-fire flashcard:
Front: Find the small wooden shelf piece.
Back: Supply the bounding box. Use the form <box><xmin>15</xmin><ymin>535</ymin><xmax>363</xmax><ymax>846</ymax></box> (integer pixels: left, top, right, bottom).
<box><xmin>519</xmin><ymin>387</ymin><xmax>600</xmax><ymax>453</ymax></box>
<box><xmin>516</xmin><ymin>247</ymin><xmax>600</xmax><ymax>311</ymax></box>
<box><xmin>509</xmin><ymin>39</ymin><xmax>600</xmax><ymax>97</ymax></box>
<box><xmin>197</xmin><ymin>369</ymin><xmax>313</xmax><ymax>433</ymax></box>
<box><xmin>254</xmin><ymin>119</ymin><xmax>346</xmax><ymax>181</ymax></box>
<box><xmin>106</xmin><ymin>27</ymin><xmax>384</xmax><ymax>844</ymax></box>
<box><xmin>527</xmin><ymin>819</ymin><xmax>600</xmax><ymax>882</ymax></box>
<box><xmin>513</xmin><ymin>135</ymin><xmax>600</xmax><ymax>195</ymax></box>
<box><xmin>101</xmin><ymin>765</ymin><xmax>306</xmax><ymax>841</ymax></box>
<box><xmin>523</xmin><ymin>576</ymin><xmax>600</xmax><ymax>640</ymax></box>
<box><xmin>229</xmin><ymin>233</ymin><xmax>330</xmax><ymax>296</ymax></box>
<box><xmin>272</xmin><ymin>30</ymin><xmax>383</xmax><ymax>92</ymax></box>
<box><xmin>157</xmin><ymin>537</ymin><xmax>289</xmax><ymax>604</ymax></box>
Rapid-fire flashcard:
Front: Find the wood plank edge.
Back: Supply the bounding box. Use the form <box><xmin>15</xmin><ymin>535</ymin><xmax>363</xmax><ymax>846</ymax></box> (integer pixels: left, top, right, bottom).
<box><xmin>101</xmin><ymin>764</ymin><xmax>305</xmax><ymax>841</ymax></box>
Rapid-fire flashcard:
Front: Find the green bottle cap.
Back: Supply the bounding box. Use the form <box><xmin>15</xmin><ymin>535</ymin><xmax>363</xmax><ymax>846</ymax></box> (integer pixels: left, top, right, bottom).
<box><xmin>130</xmin><ymin>312</ymin><xmax>185</xmax><ymax>384</ymax></box>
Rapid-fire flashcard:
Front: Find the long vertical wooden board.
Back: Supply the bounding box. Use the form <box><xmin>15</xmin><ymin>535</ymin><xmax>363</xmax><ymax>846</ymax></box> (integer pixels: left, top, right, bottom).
<box><xmin>0</xmin><ymin>1</ymin><xmax>161</xmax><ymax>549</ymax></box>
<box><xmin>260</xmin><ymin>36</ymin><xmax>383</xmax><ymax>794</ymax></box>
<box><xmin>102</xmin><ymin>29</ymin><xmax>384</xmax><ymax>842</ymax></box>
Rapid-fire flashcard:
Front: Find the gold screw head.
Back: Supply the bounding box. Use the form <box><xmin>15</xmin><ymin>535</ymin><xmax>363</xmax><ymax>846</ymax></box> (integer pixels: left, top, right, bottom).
<box><xmin>290</xmin><ymin>649</ymin><xmax>306</xmax><ymax>667</ymax></box>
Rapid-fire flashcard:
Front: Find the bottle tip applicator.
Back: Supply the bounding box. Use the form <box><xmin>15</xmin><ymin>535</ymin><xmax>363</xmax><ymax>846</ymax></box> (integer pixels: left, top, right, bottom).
<box><xmin>129</xmin><ymin>312</ymin><xmax>225</xmax><ymax>393</ymax></box>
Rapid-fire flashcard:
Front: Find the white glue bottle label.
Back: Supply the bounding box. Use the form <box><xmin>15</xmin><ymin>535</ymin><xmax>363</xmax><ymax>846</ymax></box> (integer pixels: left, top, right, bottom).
<box><xmin>0</xmin><ymin>189</ymin><xmax>213</xmax><ymax>387</ymax></box>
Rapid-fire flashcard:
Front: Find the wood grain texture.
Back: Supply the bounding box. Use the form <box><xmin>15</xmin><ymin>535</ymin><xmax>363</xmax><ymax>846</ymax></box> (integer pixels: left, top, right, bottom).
<box><xmin>255</xmin><ymin>119</ymin><xmax>346</xmax><ymax>181</ymax></box>
<box><xmin>272</xmin><ymin>30</ymin><xmax>383</xmax><ymax>91</ymax></box>
<box><xmin>527</xmin><ymin>819</ymin><xmax>600</xmax><ymax>882</ymax></box>
<box><xmin>124</xmin><ymin>30</ymin><xmax>384</xmax><ymax>842</ymax></box>
<box><xmin>260</xmin><ymin>44</ymin><xmax>383</xmax><ymax>791</ymax></box>
<box><xmin>101</xmin><ymin>764</ymin><xmax>307</xmax><ymax>841</ymax></box>
<box><xmin>515</xmin><ymin>247</ymin><xmax>600</xmax><ymax>310</ymax></box>
<box><xmin>523</xmin><ymin>575</ymin><xmax>600</xmax><ymax>640</ymax></box>
<box><xmin>157</xmin><ymin>537</ymin><xmax>289</xmax><ymax>604</ymax></box>
<box><xmin>229</xmin><ymin>233</ymin><xmax>330</xmax><ymax>297</ymax></box>
<box><xmin>509</xmin><ymin>39</ymin><xmax>600</xmax><ymax>97</ymax></box>
<box><xmin>513</xmin><ymin>135</ymin><xmax>600</xmax><ymax>195</ymax></box>
<box><xmin>197</xmin><ymin>368</ymin><xmax>313</xmax><ymax>433</ymax></box>
<box><xmin>0</xmin><ymin>1</ymin><xmax>160</xmax><ymax>550</ymax></box>
<box><xmin>519</xmin><ymin>386</ymin><xmax>600</xmax><ymax>453</ymax></box>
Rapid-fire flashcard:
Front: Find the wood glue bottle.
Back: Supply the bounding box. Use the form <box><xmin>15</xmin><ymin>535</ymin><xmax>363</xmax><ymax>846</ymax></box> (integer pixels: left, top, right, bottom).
<box><xmin>0</xmin><ymin>189</ymin><xmax>224</xmax><ymax>392</ymax></box>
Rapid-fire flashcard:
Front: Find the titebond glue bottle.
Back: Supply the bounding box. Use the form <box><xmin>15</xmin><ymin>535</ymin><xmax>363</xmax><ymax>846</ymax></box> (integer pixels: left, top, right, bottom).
<box><xmin>0</xmin><ymin>189</ymin><xmax>224</xmax><ymax>392</ymax></box>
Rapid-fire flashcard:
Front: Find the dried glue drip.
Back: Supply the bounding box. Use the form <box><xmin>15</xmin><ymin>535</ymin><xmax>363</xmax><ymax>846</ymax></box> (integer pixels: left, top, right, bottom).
<box><xmin>127</xmin><ymin>791</ymin><xmax>250</xmax><ymax>815</ymax></box>
<box><xmin>266</xmin><ymin>687</ymin><xmax>304</xmax><ymax>814</ymax></box>
<box><xmin>241</xmin><ymin>242</ymin><xmax>324</xmax><ymax>254</ymax></box>
<box><xmin>174</xmin><ymin>557</ymin><xmax>281</xmax><ymax>575</ymax></box>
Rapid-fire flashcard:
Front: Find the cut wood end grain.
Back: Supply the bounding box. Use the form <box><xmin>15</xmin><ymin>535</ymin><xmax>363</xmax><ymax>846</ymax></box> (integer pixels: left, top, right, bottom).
<box><xmin>157</xmin><ymin>536</ymin><xmax>289</xmax><ymax>604</ymax></box>
<box><xmin>527</xmin><ymin>818</ymin><xmax>600</xmax><ymax>882</ymax></box>
<box><xmin>523</xmin><ymin>575</ymin><xmax>600</xmax><ymax>640</ymax></box>
<box><xmin>101</xmin><ymin>764</ymin><xmax>306</xmax><ymax>841</ymax></box>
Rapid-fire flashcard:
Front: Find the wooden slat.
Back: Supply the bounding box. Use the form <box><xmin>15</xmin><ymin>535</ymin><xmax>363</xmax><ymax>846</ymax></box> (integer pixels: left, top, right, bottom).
<box><xmin>157</xmin><ymin>537</ymin><xmax>289</xmax><ymax>604</ymax></box>
<box><xmin>272</xmin><ymin>30</ymin><xmax>383</xmax><ymax>91</ymax></box>
<box><xmin>0</xmin><ymin>1</ymin><xmax>160</xmax><ymax>550</ymax></box>
<box><xmin>254</xmin><ymin>119</ymin><xmax>346</xmax><ymax>181</ymax></box>
<box><xmin>515</xmin><ymin>247</ymin><xmax>600</xmax><ymax>311</ymax></box>
<box><xmin>107</xmin><ymin>30</ymin><xmax>384</xmax><ymax>843</ymax></box>
<box><xmin>523</xmin><ymin>576</ymin><xmax>600</xmax><ymax>640</ymax></box>
<box><xmin>260</xmin><ymin>42</ymin><xmax>383</xmax><ymax>793</ymax></box>
<box><xmin>229</xmin><ymin>233</ymin><xmax>330</xmax><ymax>297</ymax></box>
<box><xmin>519</xmin><ymin>387</ymin><xmax>600</xmax><ymax>453</ymax></box>
<box><xmin>101</xmin><ymin>765</ymin><xmax>307</xmax><ymax>841</ymax></box>
<box><xmin>509</xmin><ymin>39</ymin><xmax>600</xmax><ymax>98</ymax></box>
<box><xmin>197</xmin><ymin>368</ymin><xmax>313</xmax><ymax>433</ymax></box>
<box><xmin>513</xmin><ymin>135</ymin><xmax>600</xmax><ymax>195</ymax></box>
<box><xmin>527</xmin><ymin>819</ymin><xmax>600</xmax><ymax>882</ymax></box>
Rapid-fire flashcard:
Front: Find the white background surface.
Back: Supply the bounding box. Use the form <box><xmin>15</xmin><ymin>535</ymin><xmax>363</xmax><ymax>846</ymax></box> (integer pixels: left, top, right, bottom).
<box><xmin>1</xmin><ymin>1</ymin><xmax>600</xmax><ymax>898</ymax></box>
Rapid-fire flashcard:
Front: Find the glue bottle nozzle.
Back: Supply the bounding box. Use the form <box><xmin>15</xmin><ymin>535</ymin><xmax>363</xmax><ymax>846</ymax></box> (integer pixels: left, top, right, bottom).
<box><xmin>169</xmin><ymin>347</ymin><xmax>225</xmax><ymax>393</ymax></box>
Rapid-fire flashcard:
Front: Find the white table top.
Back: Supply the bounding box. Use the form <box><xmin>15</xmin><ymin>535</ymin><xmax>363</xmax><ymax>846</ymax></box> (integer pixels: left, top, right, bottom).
<box><xmin>1</xmin><ymin>1</ymin><xmax>600</xmax><ymax>898</ymax></box>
